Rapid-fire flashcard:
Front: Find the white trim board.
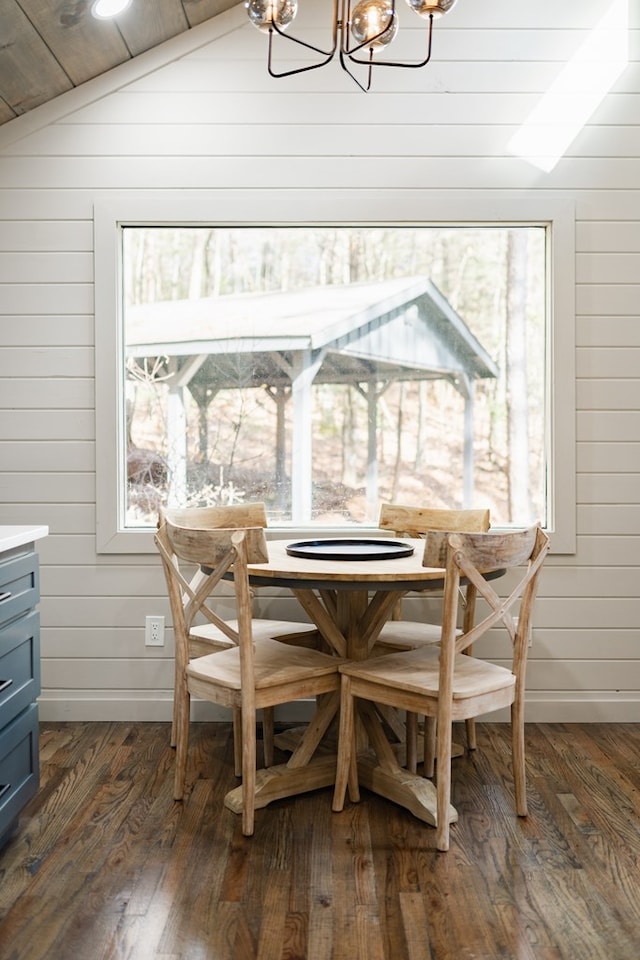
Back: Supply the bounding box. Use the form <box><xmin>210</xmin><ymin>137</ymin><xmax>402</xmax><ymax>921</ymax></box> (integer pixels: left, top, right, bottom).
<box><xmin>94</xmin><ymin>191</ymin><xmax>576</xmax><ymax>554</ymax></box>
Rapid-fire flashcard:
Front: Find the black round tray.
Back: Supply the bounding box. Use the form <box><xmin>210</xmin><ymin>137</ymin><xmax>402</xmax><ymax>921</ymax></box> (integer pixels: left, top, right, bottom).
<box><xmin>285</xmin><ymin>539</ymin><xmax>414</xmax><ymax>561</ymax></box>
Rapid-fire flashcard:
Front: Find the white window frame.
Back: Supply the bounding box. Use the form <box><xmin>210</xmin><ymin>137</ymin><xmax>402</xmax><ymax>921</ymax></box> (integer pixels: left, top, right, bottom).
<box><xmin>94</xmin><ymin>191</ymin><xmax>575</xmax><ymax>554</ymax></box>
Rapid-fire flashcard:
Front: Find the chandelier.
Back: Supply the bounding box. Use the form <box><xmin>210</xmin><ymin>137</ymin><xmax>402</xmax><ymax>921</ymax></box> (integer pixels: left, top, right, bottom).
<box><xmin>245</xmin><ymin>0</ymin><xmax>457</xmax><ymax>91</ymax></box>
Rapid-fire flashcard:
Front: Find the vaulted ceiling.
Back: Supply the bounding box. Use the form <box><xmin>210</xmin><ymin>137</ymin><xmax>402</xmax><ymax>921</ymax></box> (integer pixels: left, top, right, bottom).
<box><xmin>0</xmin><ymin>0</ymin><xmax>238</xmax><ymax>128</ymax></box>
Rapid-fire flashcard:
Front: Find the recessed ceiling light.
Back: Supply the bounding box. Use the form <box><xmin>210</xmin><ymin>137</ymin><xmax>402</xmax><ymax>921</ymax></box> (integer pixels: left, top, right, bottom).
<box><xmin>91</xmin><ymin>0</ymin><xmax>132</xmax><ymax>19</ymax></box>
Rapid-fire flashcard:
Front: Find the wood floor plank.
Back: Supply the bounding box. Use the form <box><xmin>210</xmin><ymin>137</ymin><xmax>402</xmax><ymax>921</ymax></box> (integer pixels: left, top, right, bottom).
<box><xmin>0</xmin><ymin>721</ymin><xmax>639</xmax><ymax>960</ymax></box>
<box><xmin>305</xmin><ymin>791</ymin><xmax>335</xmax><ymax>960</ymax></box>
<box><xmin>399</xmin><ymin>892</ymin><xmax>430</xmax><ymax>960</ymax></box>
<box><xmin>255</xmin><ymin>868</ymin><xmax>289</xmax><ymax>960</ymax></box>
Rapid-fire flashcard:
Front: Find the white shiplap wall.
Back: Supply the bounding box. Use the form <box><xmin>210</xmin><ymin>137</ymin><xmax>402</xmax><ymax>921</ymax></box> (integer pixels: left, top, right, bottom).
<box><xmin>0</xmin><ymin>0</ymin><xmax>638</xmax><ymax>721</ymax></box>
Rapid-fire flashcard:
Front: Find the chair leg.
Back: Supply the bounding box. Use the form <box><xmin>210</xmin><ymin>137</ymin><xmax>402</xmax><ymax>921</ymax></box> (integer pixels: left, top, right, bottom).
<box><xmin>512</xmin><ymin>701</ymin><xmax>528</xmax><ymax>816</ymax></box>
<box><xmin>173</xmin><ymin>685</ymin><xmax>190</xmax><ymax>801</ymax></box>
<box><xmin>465</xmin><ymin>717</ymin><xmax>477</xmax><ymax>751</ymax></box>
<box><xmin>170</xmin><ymin>659</ymin><xmax>180</xmax><ymax>748</ymax></box>
<box><xmin>347</xmin><ymin>735</ymin><xmax>359</xmax><ymax>803</ymax></box>
<box><xmin>333</xmin><ymin>674</ymin><xmax>358</xmax><ymax>810</ymax></box>
<box><xmin>232</xmin><ymin>708</ymin><xmax>242</xmax><ymax>777</ymax></box>
<box><xmin>241</xmin><ymin>705</ymin><xmax>257</xmax><ymax>837</ymax></box>
<box><xmin>423</xmin><ymin>717</ymin><xmax>437</xmax><ymax>778</ymax></box>
<box><xmin>263</xmin><ymin>706</ymin><xmax>275</xmax><ymax>767</ymax></box>
<box><xmin>406</xmin><ymin>711</ymin><xmax>418</xmax><ymax>773</ymax></box>
<box><xmin>435</xmin><ymin>713</ymin><xmax>452</xmax><ymax>852</ymax></box>
<box><xmin>170</xmin><ymin>701</ymin><xmax>177</xmax><ymax>749</ymax></box>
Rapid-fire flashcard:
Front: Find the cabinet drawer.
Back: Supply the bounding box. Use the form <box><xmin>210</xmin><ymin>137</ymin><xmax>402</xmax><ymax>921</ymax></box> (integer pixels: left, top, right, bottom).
<box><xmin>0</xmin><ymin>611</ymin><xmax>41</xmax><ymax>730</ymax></box>
<box><xmin>0</xmin><ymin>552</ymin><xmax>40</xmax><ymax>628</ymax></box>
<box><xmin>0</xmin><ymin>703</ymin><xmax>39</xmax><ymax>845</ymax></box>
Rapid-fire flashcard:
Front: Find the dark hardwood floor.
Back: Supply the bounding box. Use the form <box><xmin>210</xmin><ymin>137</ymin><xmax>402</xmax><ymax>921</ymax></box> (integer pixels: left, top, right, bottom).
<box><xmin>0</xmin><ymin>721</ymin><xmax>638</xmax><ymax>959</ymax></box>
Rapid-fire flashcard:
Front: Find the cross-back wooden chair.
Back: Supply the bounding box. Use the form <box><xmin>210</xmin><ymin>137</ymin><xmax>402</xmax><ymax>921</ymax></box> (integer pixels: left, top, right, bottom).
<box><xmin>376</xmin><ymin>503</ymin><xmax>491</xmax><ymax>770</ymax></box>
<box><xmin>156</xmin><ymin>503</ymin><xmax>318</xmax><ymax>767</ymax></box>
<box><xmin>162</xmin><ymin>503</ymin><xmax>317</xmax><ymax>650</ymax></box>
<box><xmin>377</xmin><ymin>503</ymin><xmax>491</xmax><ymax>649</ymax></box>
<box><xmin>157</xmin><ymin>520</ymin><xmax>341</xmax><ymax>836</ymax></box>
<box><xmin>333</xmin><ymin>524</ymin><xmax>549</xmax><ymax>851</ymax></box>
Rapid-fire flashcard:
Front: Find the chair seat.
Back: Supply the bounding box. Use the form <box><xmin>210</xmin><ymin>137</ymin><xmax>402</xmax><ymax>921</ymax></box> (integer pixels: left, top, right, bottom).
<box><xmin>190</xmin><ymin>618</ymin><xmax>317</xmax><ymax>647</ymax></box>
<box><xmin>340</xmin><ymin>644</ymin><xmax>515</xmax><ymax>700</ymax></box>
<box><xmin>187</xmin><ymin>637</ymin><xmax>340</xmax><ymax>690</ymax></box>
<box><xmin>375</xmin><ymin>619</ymin><xmax>459</xmax><ymax>649</ymax></box>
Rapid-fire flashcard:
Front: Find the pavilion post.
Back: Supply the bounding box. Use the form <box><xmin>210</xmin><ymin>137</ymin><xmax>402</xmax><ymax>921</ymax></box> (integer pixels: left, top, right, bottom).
<box><xmin>291</xmin><ymin>349</ymin><xmax>325</xmax><ymax>523</ymax></box>
<box><xmin>462</xmin><ymin>376</ymin><xmax>475</xmax><ymax>507</ymax></box>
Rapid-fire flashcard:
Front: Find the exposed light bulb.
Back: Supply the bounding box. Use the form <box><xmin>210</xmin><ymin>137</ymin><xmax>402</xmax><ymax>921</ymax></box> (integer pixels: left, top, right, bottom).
<box><xmin>246</xmin><ymin>0</ymin><xmax>298</xmax><ymax>33</ymax></box>
<box><xmin>91</xmin><ymin>0</ymin><xmax>132</xmax><ymax>19</ymax></box>
<box><xmin>351</xmin><ymin>0</ymin><xmax>398</xmax><ymax>49</ymax></box>
<box><xmin>404</xmin><ymin>0</ymin><xmax>458</xmax><ymax>17</ymax></box>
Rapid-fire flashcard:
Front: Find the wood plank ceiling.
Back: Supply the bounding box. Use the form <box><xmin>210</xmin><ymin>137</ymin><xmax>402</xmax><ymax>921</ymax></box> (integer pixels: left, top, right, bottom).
<box><xmin>0</xmin><ymin>0</ymin><xmax>238</xmax><ymax>127</ymax></box>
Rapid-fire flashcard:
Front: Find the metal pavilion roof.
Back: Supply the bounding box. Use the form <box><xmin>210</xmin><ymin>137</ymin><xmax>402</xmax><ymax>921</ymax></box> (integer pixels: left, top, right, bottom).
<box><xmin>126</xmin><ymin>276</ymin><xmax>499</xmax><ymax>390</ymax></box>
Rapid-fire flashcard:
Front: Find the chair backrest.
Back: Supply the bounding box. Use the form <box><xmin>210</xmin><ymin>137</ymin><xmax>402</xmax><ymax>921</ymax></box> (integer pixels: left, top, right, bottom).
<box><xmin>379</xmin><ymin>503</ymin><xmax>490</xmax><ymax>538</ymax></box>
<box><xmin>161</xmin><ymin>502</ymin><xmax>268</xmax><ymax>531</ymax></box>
<box><xmin>159</xmin><ymin>504</ymin><xmax>270</xmax><ymax>624</ymax></box>
<box><xmin>159</xmin><ymin>517</ymin><xmax>268</xmax><ymax>568</ymax></box>
<box><xmin>422</xmin><ymin>525</ymin><xmax>549</xmax><ymax>670</ymax></box>
<box><xmin>158</xmin><ymin>506</ymin><xmax>269</xmax><ymax>565</ymax></box>
<box><xmin>379</xmin><ymin>503</ymin><xmax>491</xmax><ymax>625</ymax></box>
<box><xmin>154</xmin><ymin>517</ymin><xmax>267</xmax><ymax>668</ymax></box>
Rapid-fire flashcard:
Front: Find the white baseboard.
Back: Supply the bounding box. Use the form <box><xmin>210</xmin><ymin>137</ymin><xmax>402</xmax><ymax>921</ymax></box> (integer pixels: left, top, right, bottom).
<box><xmin>37</xmin><ymin>694</ymin><xmax>317</xmax><ymax>723</ymax></box>
<box><xmin>37</xmin><ymin>692</ymin><xmax>640</xmax><ymax>723</ymax></box>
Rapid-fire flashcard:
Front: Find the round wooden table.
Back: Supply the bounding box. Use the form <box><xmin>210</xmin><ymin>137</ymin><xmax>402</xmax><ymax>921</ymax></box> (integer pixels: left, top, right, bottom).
<box><xmin>224</xmin><ymin>537</ymin><xmax>459</xmax><ymax>829</ymax></box>
<box><xmin>244</xmin><ymin>537</ymin><xmax>450</xmax><ymax>659</ymax></box>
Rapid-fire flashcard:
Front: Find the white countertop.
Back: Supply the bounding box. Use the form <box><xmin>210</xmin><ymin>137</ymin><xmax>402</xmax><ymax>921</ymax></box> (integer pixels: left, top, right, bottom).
<box><xmin>0</xmin><ymin>525</ymin><xmax>49</xmax><ymax>553</ymax></box>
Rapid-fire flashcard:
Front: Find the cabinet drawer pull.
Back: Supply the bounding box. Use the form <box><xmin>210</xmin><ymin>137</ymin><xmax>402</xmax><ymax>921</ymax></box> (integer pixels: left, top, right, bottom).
<box><xmin>0</xmin><ymin>783</ymin><xmax>10</xmax><ymax>801</ymax></box>
<box><xmin>0</xmin><ymin>678</ymin><xmax>13</xmax><ymax>694</ymax></box>
<box><xmin>0</xmin><ymin>591</ymin><xmax>11</xmax><ymax>603</ymax></box>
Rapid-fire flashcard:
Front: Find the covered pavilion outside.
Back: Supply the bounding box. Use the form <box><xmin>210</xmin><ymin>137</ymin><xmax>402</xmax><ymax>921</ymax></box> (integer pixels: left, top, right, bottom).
<box><xmin>126</xmin><ymin>276</ymin><xmax>499</xmax><ymax>523</ymax></box>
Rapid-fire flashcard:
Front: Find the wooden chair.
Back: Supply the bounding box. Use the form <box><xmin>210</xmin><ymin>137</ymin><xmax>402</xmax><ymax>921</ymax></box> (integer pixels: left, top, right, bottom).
<box><xmin>159</xmin><ymin>520</ymin><xmax>341</xmax><ymax>836</ymax></box>
<box><xmin>376</xmin><ymin>503</ymin><xmax>491</xmax><ymax>651</ymax></box>
<box><xmin>376</xmin><ymin>503</ymin><xmax>491</xmax><ymax>771</ymax></box>
<box><xmin>162</xmin><ymin>503</ymin><xmax>317</xmax><ymax>649</ymax></box>
<box><xmin>333</xmin><ymin>524</ymin><xmax>549</xmax><ymax>851</ymax></box>
<box><xmin>156</xmin><ymin>504</ymin><xmax>318</xmax><ymax>768</ymax></box>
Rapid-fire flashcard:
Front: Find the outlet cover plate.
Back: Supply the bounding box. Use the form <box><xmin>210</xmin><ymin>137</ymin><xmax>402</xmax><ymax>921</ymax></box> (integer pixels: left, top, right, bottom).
<box><xmin>145</xmin><ymin>615</ymin><xmax>165</xmax><ymax>646</ymax></box>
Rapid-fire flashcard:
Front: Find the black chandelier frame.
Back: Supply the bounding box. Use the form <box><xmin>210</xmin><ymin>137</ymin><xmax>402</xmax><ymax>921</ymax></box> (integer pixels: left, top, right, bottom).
<box><xmin>262</xmin><ymin>0</ymin><xmax>436</xmax><ymax>92</ymax></box>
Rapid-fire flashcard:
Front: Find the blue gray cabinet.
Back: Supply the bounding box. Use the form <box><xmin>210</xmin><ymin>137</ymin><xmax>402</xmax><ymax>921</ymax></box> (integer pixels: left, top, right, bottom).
<box><xmin>0</xmin><ymin>528</ymin><xmax>47</xmax><ymax>849</ymax></box>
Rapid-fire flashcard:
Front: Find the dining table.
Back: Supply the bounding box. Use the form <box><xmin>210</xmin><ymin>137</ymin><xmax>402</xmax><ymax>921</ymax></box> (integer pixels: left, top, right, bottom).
<box><xmin>223</xmin><ymin>535</ymin><xmax>463</xmax><ymax>829</ymax></box>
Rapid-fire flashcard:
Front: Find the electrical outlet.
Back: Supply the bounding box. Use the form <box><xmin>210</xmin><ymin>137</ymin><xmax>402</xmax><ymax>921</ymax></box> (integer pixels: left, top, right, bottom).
<box><xmin>514</xmin><ymin>617</ymin><xmax>532</xmax><ymax>648</ymax></box>
<box><xmin>145</xmin><ymin>615</ymin><xmax>165</xmax><ymax>646</ymax></box>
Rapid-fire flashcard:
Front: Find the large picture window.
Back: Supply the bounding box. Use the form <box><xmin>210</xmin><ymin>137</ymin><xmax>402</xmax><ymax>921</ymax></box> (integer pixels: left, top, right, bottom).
<box><xmin>94</xmin><ymin>193</ymin><xmax>575</xmax><ymax>553</ymax></box>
